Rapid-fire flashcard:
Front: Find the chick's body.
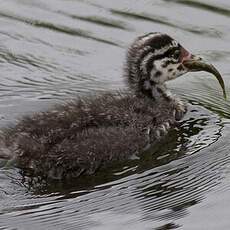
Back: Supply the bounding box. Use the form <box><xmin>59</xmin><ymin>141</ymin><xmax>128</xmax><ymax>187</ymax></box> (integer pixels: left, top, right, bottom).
<box><xmin>1</xmin><ymin>93</ymin><xmax>177</xmax><ymax>179</ymax></box>
<box><xmin>1</xmin><ymin>32</ymin><xmax>220</xmax><ymax>180</ymax></box>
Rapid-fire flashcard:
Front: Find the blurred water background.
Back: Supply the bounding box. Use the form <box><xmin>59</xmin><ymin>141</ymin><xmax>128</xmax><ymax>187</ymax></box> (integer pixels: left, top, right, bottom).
<box><xmin>0</xmin><ymin>0</ymin><xmax>230</xmax><ymax>229</ymax></box>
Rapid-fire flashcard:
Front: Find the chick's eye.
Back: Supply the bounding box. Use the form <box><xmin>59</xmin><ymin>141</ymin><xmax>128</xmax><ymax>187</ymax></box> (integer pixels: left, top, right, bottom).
<box><xmin>172</xmin><ymin>50</ymin><xmax>180</xmax><ymax>59</ymax></box>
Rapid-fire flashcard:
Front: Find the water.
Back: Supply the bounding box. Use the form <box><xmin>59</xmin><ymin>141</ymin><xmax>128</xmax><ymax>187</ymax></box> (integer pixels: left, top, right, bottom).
<box><xmin>0</xmin><ymin>0</ymin><xmax>230</xmax><ymax>229</ymax></box>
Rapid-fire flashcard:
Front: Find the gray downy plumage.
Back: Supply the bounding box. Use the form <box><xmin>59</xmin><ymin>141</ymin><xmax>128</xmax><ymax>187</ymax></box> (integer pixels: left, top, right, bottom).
<box><xmin>0</xmin><ymin>32</ymin><xmax>224</xmax><ymax>180</ymax></box>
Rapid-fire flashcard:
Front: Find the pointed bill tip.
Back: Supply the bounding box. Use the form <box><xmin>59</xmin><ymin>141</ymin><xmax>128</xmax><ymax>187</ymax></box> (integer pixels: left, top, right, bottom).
<box><xmin>183</xmin><ymin>59</ymin><xmax>227</xmax><ymax>100</ymax></box>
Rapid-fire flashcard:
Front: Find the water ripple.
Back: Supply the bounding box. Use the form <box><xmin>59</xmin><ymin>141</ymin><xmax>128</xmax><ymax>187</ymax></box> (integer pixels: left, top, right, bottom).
<box><xmin>0</xmin><ymin>11</ymin><xmax>119</xmax><ymax>46</ymax></box>
<box><xmin>111</xmin><ymin>9</ymin><xmax>223</xmax><ymax>37</ymax></box>
<box><xmin>1</xmin><ymin>104</ymin><xmax>228</xmax><ymax>229</ymax></box>
<box><xmin>164</xmin><ymin>0</ymin><xmax>230</xmax><ymax>17</ymax></box>
<box><xmin>0</xmin><ymin>0</ymin><xmax>230</xmax><ymax>229</ymax></box>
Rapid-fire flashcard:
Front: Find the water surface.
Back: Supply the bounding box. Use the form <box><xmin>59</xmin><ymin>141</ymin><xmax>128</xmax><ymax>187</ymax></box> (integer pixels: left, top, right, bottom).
<box><xmin>0</xmin><ymin>0</ymin><xmax>230</xmax><ymax>229</ymax></box>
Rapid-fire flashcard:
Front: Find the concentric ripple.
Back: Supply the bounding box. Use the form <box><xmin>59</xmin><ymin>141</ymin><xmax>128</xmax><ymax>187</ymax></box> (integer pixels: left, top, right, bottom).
<box><xmin>0</xmin><ymin>104</ymin><xmax>229</xmax><ymax>229</ymax></box>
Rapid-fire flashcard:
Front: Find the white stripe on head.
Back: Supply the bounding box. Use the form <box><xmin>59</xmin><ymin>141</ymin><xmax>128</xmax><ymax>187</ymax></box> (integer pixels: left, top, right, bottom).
<box><xmin>153</xmin><ymin>40</ymin><xmax>179</xmax><ymax>56</ymax></box>
<box><xmin>139</xmin><ymin>43</ymin><xmax>180</xmax><ymax>80</ymax></box>
<box><xmin>140</xmin><ymin>52</ymin><xmax>155</xmax><ymax>75</ymax></box>
<box><xmin>139</xmin><ymin>32</ymin><xmax>162</xmax><ymax>43</ymax></box>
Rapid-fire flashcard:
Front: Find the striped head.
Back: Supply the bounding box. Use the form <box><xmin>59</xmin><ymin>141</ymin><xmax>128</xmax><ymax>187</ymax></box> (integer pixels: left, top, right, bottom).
<box><xmin>125</xmin><ymin>32</ymin><xmax>192</xmax><ymax>98</ymax></box>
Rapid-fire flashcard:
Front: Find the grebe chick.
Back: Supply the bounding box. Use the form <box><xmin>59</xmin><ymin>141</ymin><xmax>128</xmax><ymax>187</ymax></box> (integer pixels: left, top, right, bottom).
<box><xmin>0</xmin><ymin>32</ymin><xmax>225</xmax><ymax>180</ymax></box>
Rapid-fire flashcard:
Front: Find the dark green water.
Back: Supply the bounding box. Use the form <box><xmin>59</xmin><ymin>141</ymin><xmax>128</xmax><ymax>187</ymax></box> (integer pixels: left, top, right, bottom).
<box><xmin>0</xmin><ymin>0</ymin><xmax>230</xmax><ymax>229</ymax></box>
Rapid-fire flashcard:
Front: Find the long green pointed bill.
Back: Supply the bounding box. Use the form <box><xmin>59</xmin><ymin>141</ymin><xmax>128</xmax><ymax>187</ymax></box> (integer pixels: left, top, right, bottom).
<box><xmin>183</xmin><ymin>58</ymin><xmax>227</xmax><ymax>99</ymax></box>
